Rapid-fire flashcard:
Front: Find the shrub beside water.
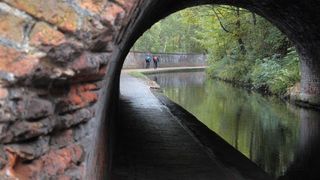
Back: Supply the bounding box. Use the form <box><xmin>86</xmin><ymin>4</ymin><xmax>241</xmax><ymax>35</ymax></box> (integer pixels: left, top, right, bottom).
<box><xmin>207</xmin><ymin>48</ymin><xmax>300</xmax><ymax>96</ymax></box>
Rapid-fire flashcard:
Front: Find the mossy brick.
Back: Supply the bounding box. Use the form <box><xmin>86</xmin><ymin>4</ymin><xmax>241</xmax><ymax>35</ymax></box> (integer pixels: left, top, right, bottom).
<box><xmin>0</xmin><ymin>45</ymin><xmax>21</xmax><ymax>68</ymax></box>
<box><xmin>4</xmin><ymin>0</ymin><xmax>79</xmax><ymax>32</ymax></box>
<box><xmin>115</xmin><ymin>0</ymin><xmax>135</xmax><ymax>11</ymax></box>
<box><xmin>30</xmin><ymin>22</ymin><xmax>65</xmax><ymax>47</ymax></box>
<box><xmin>76</xmin><ymin>0</ymin><xmax>108</xmax><ymax>14</ymax></box>
<box><xmin>2</xmin><ymin>144</ymin><xmax>84</xmax><ymax>179</ymax></box>
<box><xmin>0</xmin><ymin>87</ymin><xmax>8</xmax><ymax>99</ymax></box>
<box><xmin>100</xmin><ymin>2</ymin><xmax>125</xmax><ymax>26</ymax></box>
<box><xmin>79</xmin><ymin>16</ymin><xmax>105</xmax><ymax>34</ymax></box>
<box><xmin>66</xmin><ymin>84</ymin><xmax>98</xmax><ymax>107</ymax></box>
<box><xmin>5</xmin><ymin>56</ymin><xmax>39</xmax><ymax>78</ymax></box>
<box><xmin>0</xmin><ymin>11</ymin><xmax>27</xmax><ymax>43</ymax></box>
<box><xmin>0</xmin><ymin>45</ymin><xmax>39</xmax><ymax>78</ymax></box>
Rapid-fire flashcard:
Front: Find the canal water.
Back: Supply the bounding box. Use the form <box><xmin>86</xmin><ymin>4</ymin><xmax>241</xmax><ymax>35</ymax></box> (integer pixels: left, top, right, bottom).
<box><xmin>148</xmin><ymin>71</ymin><xmax>320</xmax><ymax>178</ymax></box>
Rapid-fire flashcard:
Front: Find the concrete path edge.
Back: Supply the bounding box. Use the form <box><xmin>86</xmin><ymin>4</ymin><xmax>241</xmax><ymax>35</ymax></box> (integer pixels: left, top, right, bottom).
<box><xmin>152</xmin><ymin>90</ymin><xmax>273</xmax><ymax>180</ymax></box>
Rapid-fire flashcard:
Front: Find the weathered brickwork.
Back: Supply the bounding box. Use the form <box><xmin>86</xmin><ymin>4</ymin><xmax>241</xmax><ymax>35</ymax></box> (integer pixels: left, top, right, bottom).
<box><xmin>76</xmin><ymin>0</ymin><xmax>109</xmax><ymax>14</ymax></box>
<box><xmin>0</xmin><ymin>11</ymin><xmax>27</xmax><ymax>43</ymax></box>
<box><xmin>30</xmin><ymin>22</ymin><xmax>66</xmax><ymax>47</ymax></box>
<box><xmin>0</xmin><ymin>0</ymin><xmax>135</xmax><ymax>179</ymax></box>
<box><xmin>0</xmin><ymin>0</ymin><xmax>319</xmax><ymax>179</ymax></box>
<box><xmin>3</xmin><ymin>0</ymin><xmax>79</xmax><ymax>32</ymax></box>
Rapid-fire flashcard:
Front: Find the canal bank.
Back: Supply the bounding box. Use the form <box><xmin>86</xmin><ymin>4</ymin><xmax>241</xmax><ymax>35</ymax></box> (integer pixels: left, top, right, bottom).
<box><xmin>123</xmin><ymin>66</ymin><xmax>207</xmax><ymax>74</ymax></box>
<box><xmin>112</xmin><ymin>74</ymin><xmax>271</xmax><ymax>179</ymax></box>
<box><xmin>129</xmin><ymin>66</ymin><xmax>320</xmax><ymax>110</ymax></box>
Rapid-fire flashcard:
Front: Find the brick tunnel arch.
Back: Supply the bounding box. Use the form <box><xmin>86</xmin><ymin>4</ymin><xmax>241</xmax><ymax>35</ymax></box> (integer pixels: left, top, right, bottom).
<box><xmin>113</xmin><ymin>0</ymin><xmax>320</xmax><ymax>178</ymax></box>
<box><xmin>0</xmin><ymin>0</ymin><xmax>320</xmax><ymax>179</ymax></box>
<box><xmin>115</xmin><ymin>0</ymin><xmax>320</xmax><ymax>107</ymax></box>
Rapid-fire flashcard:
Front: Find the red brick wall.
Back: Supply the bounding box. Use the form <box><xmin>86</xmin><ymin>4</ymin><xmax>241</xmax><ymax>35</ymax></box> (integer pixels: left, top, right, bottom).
<box><xmin>0</xmin><ymin>0</ymin><xmax>138</xmax><ymax>179</ymax></box>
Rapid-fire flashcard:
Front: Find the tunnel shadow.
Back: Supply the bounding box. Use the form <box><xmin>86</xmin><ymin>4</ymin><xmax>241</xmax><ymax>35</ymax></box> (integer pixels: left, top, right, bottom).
<box><xmin>112</xmin><ymin>94</ymin><xmax>272</xmax><ymax>180</ymax></box>
<box><xmin>111</xmin><ymin>74</ymin><xmax>273</xmax><ymax>179</ymax></box>
<box><xmin>111</xmin><ymin>1</ymin><xmax>320</xmax><ymax>179</ymax></box>
<box><xmin>279</xmin><ymin>109</ymin><xmax>320</xmax><ymax>180</ymax></box>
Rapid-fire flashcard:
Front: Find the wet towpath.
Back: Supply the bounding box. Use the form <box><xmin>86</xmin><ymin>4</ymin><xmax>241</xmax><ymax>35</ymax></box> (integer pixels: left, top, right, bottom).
<box><xmin>111</xmin><ymin>74</ymin><xmax>272</xmax><ymax>180</ymax></box>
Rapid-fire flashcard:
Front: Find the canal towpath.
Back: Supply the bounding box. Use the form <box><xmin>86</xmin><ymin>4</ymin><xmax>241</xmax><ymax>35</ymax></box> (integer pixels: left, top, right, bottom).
<box><xmin>111</xmin><ymin>73</ymin><xmax>272</xmax><ymax>180</ymax></box>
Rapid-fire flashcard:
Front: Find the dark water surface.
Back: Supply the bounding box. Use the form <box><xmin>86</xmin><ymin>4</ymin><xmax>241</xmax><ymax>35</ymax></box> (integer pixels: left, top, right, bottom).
<box><xmin>148</xmin><ymin>71</ymin><xmax>320</xmax><ymax>179</ymax></box>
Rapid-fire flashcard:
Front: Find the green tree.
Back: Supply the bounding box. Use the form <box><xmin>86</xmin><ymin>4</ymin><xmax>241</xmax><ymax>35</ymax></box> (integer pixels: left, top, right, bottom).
<box><xmin>133</xmin><ymin>5</ymin><xmax>300</xmax><ymax>95</ymax></box>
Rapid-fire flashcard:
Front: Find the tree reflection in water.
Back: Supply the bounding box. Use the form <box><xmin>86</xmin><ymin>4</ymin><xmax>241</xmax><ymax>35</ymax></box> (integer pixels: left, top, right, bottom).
<box><xmin>148</xmin><ymin>71</ymin><xmax>320</xmax><ymax>178</ymax></box>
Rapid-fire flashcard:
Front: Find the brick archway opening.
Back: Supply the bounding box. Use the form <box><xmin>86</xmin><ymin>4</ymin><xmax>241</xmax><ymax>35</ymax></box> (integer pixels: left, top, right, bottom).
<box><xmin>0</xmin><ymin>0</ymin><xmax>319</xmax><ymax>179</ymax></box>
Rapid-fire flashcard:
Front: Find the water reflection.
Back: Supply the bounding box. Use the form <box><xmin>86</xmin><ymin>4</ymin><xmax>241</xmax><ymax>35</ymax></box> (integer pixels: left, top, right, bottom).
<box><xmin>148</xmin><ymin>71</ymin><xmax>320</xmax><ymax>179</ymax></box>
<box><xmin>279</xmin><ymin>109</ymin><xmax>320</xmax><ymax>180</ymax></box>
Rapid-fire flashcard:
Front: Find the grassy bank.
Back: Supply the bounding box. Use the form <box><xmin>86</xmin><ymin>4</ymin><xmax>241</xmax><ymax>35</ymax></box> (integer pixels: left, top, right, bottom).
<box><xmin>207</xmin><ymin>49</ymin><xmax>300</xmax><ymax>96</ymax></box>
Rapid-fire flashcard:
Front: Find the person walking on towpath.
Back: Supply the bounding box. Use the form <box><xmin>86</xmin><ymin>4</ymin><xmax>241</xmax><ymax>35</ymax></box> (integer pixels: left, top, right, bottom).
<box><xmin>153</xmin><ymin>55</ymin><xmax>160</xmax><ymax>69</ymax></box>
<box><xmin>145</xmin><ymin>54</ymin><xmax>152</xmax><ymax>69</ymax></box>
